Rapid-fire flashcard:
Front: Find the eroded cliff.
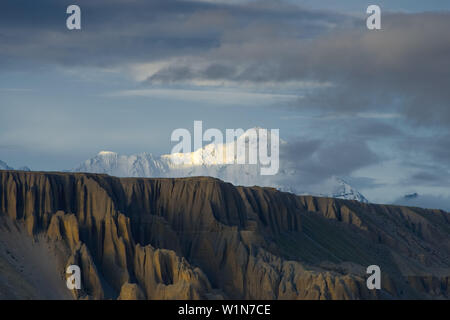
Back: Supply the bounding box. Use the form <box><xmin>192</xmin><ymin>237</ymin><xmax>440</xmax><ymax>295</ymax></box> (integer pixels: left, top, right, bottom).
<box><xmin>0</xmin><ymin>170</ymin><xmax>449</xmax><ymax>299</ymax></box>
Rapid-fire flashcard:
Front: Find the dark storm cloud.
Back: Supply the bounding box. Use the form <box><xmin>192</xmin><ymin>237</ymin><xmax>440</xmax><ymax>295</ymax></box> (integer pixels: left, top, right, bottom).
<box><xmin>293</xmin><ymin>13</ymin><xmax>450</xmax><ymax>125</ymax></box>
<box><xmin>278</xmin><ymin>137</ymin><xmax>380</xmax><ymax>186</ymax></box>
<box><xmin>0</xmin><ymin>0</ymin><xmax>347</xmax><ymax>69</ymax></box>
<box><xmin>0</xmin><ymin>0</ymin><xmax>222</xmax><ymax>68</ymax></box>
<box><xmin>398</xmin><ymin>134</ymin><xmax>450</xmax><ymax>169</ymax></box>
<box><xmin>349</xmin><ymin>120</ymin><xmax>402</xmax><ymax>139</ymax></box>
<box><xmin>203</xmin><ymin>64</ymin><xmax>237</xmax><ymax>79</ymax></box>
<box><xmin>145</xmin><ymin>11</ymin><xmax>450</xmax><ymax>126</ymax></box>
<box><xmin>394</xmin><ymin>156</ymin><xmax>450</xmax><ymax>186</ymax></box>
<box><xmin>2</xmin><ymin>1</ymin><xmax>450</xmax><ymax>127</ymax></box>
<box><xmin>411</xmin><ymin>172</ymin><xmax>445</xmax><ymax>184</ymax></box>
<box><xmin>344</xmin><ymin>176</ymin><xmax>384</xmax><ymax>190</ymax></box>
<box><xmin>424</xmin><ymin>135</ymin><xmax>450</xmax><ymax>164</ymax></box>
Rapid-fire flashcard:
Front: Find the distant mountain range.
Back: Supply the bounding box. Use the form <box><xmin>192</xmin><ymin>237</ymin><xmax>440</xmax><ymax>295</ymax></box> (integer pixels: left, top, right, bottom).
<box><xmin>0</xmin><ymin>129</ymin><xmax>369</xmax><ymax>202</ymax></box>
<box><xmin>73</xmin><ymin>151</ymin><xmax>368</xmax><ymax>202</ymax></box>
<box><xmin>72</xmin><ymin>129</ymin><xmax>369</xmax><ymax>203</ymax></box>
<box><xmin>0</xmin><ymin>160</ymin><xmax>30</xmax><ymax>172</ymax></box>
<box><xmin>0</xmin><ymin>160</ymin><xmax>12</xmax><ymax>171</ymax></box>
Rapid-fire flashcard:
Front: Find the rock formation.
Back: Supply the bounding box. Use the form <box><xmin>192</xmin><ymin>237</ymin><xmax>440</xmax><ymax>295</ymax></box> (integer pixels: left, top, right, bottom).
<box><xmin>0</xmin><ymin>170</ymin><xmax>449</xmax><ymax>299</ymax></box>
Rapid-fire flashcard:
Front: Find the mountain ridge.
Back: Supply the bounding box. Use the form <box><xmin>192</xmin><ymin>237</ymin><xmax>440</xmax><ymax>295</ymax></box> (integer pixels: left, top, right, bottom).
<box><xmin>0</xmin><ymin>170</ymin><xmax>449</xmax><ymax>299</ymax></box>
<box><xmin>0</xmin><ymin>160</ymin><xmax>30</xmax><ymax>172</ymax></box>
<box><xmin>73</xmin><ymin>150</ymin><xmax>369</xmax><ymax>203</ymax></box>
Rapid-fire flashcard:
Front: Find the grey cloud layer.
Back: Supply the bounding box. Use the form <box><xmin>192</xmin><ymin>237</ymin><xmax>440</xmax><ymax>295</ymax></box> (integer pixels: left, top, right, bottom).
<box><xmin>0</xmin><ymin>0</ymin><xmax>345</xmax><ymax>67</ymax></box>
<box><xmin>277</xmin><ymin>137</ymin><xmax>380</xmax><ymax>187</ymax></box>
<box><xmin>150</xmin><ymin>12</ymin><xmax>450</xmax><ymax>126</ymax></box>
<box><xmin>4</xmin><ymin>1</ymin><xmax>449</xmax><ymax>126</ymax></box>
<box><xmin>394</xmin><ymin>193</ymin><xmax>450</xmax><ymax>212</ymax></box>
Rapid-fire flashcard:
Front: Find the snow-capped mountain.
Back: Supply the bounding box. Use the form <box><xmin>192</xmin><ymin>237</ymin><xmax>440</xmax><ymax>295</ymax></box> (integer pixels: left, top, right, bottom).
<box><xmin>73</xmin><ymin>129</ymin><xmax>369</xmax><ymax>202</ymax></box>
<box><xmin>75</xmin><ymin>151</ymin><xmax>170</xmax><ymax>177</ymax></box>
<box><xmin>0</xmin><ymin>160</ymin><xmax>30</xmax><ymax>171</ymax></box>
<box><xmin>315</xmin><ymin>177</ymin><xmax>368</xmax><ymax>203</ymax></box>
<box><xmin>0</xmin><ymin>160</ymin><xmax>13</xmax><ymax>170</ymax></box>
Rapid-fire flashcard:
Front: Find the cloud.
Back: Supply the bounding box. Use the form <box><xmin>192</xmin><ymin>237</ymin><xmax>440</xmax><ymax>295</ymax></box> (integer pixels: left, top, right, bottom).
<box><xmin>0</xmin><ymin>0</ymin><xmax>344</xmax><ymax>67</ymax></box>
<box><xmin>277</xmin><ymin>137</ymin><xmax>380</xmax><ymax>187</ymax></box>
<box><xmin>394</xmin><ymin>193</ymin><xmax>450</xmax><ymax>212</ymax></box>
<box><xmin>106</xmin><ymin>88</ymin><xmax>299</xmax><ymax>105</ymax></box>
<box><xmin>6</xmin><ymin>1</ymin><xmax>449</xmax><ymax>125</ymax></box>
<box><xmin>142</xmin><ymin>11</ymin><xmax>450</xmax><ymax>126</ymax></box>
<box><xmin>406</xmin><ymin>166</ymin><xmax>450</xmax><ymax>186</ymax></box>
<box><xmin>397</xmin><ymin>134</ymin><xmax>450</xmax><ymax>171</ymax></box>
<box><xmin>3</xmin><ymin>1</ymin><xmax>450</xmax><ymax>127</ymax></box>
<box><xmin>291</xmin><ymin>12</ymin><xmax>450</xmax><ymax>126</ymax></box>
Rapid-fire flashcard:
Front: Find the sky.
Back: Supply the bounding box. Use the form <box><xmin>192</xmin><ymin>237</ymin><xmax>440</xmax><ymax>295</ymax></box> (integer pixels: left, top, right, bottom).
<box><xmin>1</xmin><ymin>0</ymin><xmax>450</xmax><ymax>210</ymax></box>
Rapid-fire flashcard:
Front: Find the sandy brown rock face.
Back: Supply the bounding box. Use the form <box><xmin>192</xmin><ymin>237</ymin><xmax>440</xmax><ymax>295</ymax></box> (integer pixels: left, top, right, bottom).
<box><xmin>0</xmin><ymin>170</ymin><xmax>449</xmax><ymax>299</ymax></box>
<box><xmin>133</xmin><ymin>244</ymin><xmax>213</xmax><ymax>299</ymax></box>
<box><xmin>118</xmin><ymin>282</ymin><xmax>145</xmax><ymax>300</ymax></box>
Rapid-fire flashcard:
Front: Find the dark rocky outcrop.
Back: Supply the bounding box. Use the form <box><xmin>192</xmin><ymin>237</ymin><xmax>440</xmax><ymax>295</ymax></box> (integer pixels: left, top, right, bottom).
<box><xmin>0</xmin><ymin>170</ymin><xmax>449</xmax><ymax>299</ymax></box>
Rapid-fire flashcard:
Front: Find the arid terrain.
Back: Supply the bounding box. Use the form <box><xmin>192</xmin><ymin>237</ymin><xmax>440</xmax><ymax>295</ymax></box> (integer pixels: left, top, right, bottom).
<box><xmin>0</xmin><ymin>170</ymin><xmax>449</xmax><ymax>299</ymax></box>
